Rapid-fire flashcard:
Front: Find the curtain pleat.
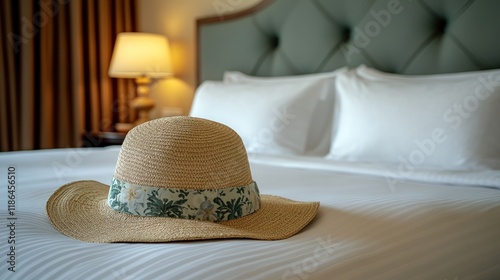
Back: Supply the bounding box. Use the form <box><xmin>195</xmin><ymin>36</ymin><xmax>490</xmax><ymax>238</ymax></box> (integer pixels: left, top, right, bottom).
<box><xmin>0</xmin><ymin>1</ymin><xmax>18</xmax><ymax>151</ymax></box>
<box><xmin>19</xmin><ymin>2</ymin><xmax>36</xmax><ymax>150</ymax></box>
<box><xmin>56</xmin><ymin>4</ymin><xmax>73</xmax><ymax>145</ymax></box>
<box><xmin>85</xmin><ymin>0</ymin><xmax>101</xmax><ymax>131</ymax></box>
<box><xmin>39</xmin><ymin>3</ymin><xmax>55</xmax><ymax>149</ymax></box>
<box><xmin>0</xmin><ymin>0</ymin><xmax>137</xmax><ymax>151</ymax></box>
<box><xmin>97</xmin><ymin>0</ymin><xmax>113</xmax><ymax>131</ymax></box>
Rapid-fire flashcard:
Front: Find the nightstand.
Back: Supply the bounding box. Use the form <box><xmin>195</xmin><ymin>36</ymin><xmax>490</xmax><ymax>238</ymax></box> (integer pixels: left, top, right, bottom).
<box><xmin>81</xmin><ymin>131</ymin><xmax>127</xmax><ymax>147</ymax></box>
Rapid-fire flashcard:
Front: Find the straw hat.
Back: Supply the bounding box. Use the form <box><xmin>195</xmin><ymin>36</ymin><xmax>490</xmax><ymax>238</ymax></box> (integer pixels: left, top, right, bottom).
<box><xmin>46</xmin><ymin>116</ymin><xmax>319</xmax><ymax>243</ymax></box>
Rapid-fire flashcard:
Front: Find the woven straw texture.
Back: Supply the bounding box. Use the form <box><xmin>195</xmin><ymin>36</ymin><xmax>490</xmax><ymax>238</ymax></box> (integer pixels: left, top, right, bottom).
<box><xmin>46</xmin><ymin>116</ymin><xmax>319</xmax><ymax>243</ymax></box>
<box><xmin>115</xmin><ymin>116</ymin><xmax>252</xmax><ymax>189</ymax></box>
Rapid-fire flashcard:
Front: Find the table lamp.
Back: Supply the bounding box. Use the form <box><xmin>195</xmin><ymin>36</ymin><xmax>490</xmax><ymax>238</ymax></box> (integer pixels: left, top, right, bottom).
<box><xmin>109</xmin><ymin>32</ymin><xmax>172</xmax><ymax>130</ymax></box>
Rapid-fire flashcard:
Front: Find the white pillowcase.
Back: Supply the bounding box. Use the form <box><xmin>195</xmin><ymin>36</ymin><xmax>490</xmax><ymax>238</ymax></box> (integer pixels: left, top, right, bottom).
<box><xmin>190</xmin><ymin>79</ymin><xmax>331</xmax><ymax>155</ymax></box>
<box><xmin>328</xmin><ymin>68</ymin><xmax>500</xmax><ymax>169</ymax></box>
<box><xmin>223</xmin><ymin>68</ymin><xmax>346</xmax><ymax>84</ymax></box>
<box><xmin>222</xmin><ymin>68</ymin><xmax>347</xmax><ymax>155</ymax></box>
<box><xmin>357</xmin><ymin>64</ymin><xmax>500</xmax><ymax>81</ymax></box>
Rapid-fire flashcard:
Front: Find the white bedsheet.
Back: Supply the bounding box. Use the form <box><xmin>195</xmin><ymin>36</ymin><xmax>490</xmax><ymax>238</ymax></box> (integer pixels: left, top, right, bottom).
<box><xmin>1</xmin><ymin>146</ymin><xmax>499</xmax><ymax>280</ymax></box>
<box><xmin>249</xmin><ymin>153</ymin><xmax>500</xmax><ymax>190</ymax></box>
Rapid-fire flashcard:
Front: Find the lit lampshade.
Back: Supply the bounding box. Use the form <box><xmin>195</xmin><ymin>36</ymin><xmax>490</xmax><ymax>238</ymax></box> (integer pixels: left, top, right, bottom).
<box><xmin>109</xmin><ymin>32</ymin><xmax>172</xmax><ymax>78</ymax></box>
<box><xmin>108</xmin><ymin>32</ymin><xmax>172</xmax><ymax>130</ymax></box>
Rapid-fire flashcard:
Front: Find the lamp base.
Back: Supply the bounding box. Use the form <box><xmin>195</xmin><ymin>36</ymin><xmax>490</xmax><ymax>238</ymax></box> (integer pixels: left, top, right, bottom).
<box><xmin>131</xmin><ymin>96</ymin><xmax>155</xmax><ymax>125</ymax></box>
<box><xmin>131</xmin><ymin>77</ymin><xmax>155</xmax><ymax>126</ymax></box>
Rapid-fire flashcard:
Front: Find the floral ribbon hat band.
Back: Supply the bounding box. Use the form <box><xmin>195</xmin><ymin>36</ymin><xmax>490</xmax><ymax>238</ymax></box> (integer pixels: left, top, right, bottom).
<box><xmin>108</xmin><ymin>177</ymin><xmax>261</xmax><ymax>222</ymax></box>
<box><xmin>46</xmin><ymin>116</ymin><xmax>319</xmax><ymax>243</ymax></box>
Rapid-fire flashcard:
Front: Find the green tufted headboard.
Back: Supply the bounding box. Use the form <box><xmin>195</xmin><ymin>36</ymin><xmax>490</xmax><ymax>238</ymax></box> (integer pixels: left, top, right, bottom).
<box><xmin>197</xmin><ymin>0</ymin><xmax>500</xmax><ymax>84</ymax></box>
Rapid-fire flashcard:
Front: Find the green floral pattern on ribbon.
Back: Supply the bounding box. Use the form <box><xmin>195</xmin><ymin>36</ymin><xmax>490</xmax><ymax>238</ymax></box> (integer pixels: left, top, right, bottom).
<box><xmin>107</xmin><ymin>177</ymin><xmax>261</xmax><ymax>222</ymax></box>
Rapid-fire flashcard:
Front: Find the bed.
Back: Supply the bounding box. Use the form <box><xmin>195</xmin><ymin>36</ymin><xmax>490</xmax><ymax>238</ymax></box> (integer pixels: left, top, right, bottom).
<box><xmin>2</xmin><ymin>0</ymin><xmax>500</xmax><ymax>279</ymax></box>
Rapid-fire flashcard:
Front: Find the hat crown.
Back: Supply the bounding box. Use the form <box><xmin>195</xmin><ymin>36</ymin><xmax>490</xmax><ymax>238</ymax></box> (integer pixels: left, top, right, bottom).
<box><xmin>114</xmin><ymin>117</ymin><xmax>253</xmax><ymax>189</ymax></box>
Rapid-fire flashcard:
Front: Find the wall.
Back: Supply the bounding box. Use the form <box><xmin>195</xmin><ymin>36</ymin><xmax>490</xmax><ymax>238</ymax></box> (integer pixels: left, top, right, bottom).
<box><xmin>138</xmin><ymin>0</ymin><xmax>262</xmax><ymax>117</ymax></box>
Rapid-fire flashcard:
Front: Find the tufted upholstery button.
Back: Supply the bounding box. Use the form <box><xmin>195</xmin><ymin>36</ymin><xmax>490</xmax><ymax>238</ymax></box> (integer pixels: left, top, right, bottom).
<box><xmin>343</xmin><ymin>27</ymin><xmax>351</xmax><ymax>42</ymax></box>
<box><xmin>269</xmin><ymin>35</ymin><xmax>279</xmax><ymax>48</ymax></box>
<box><xmin>435</xmin><ymin>18</ymin><xmax>447</xmax><ymax>34</ymax></box>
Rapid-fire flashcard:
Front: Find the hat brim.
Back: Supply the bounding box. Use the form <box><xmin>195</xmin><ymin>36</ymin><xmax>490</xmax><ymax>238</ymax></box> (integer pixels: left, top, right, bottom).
<box><xmin>46</xmin><ymin>180</ymin><xmax>319</xmax><ymax>243</ymax></box>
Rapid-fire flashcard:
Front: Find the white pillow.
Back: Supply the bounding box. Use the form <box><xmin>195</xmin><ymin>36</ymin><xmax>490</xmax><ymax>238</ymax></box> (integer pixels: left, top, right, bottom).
<box><xmin>190</xmin><ymin>79</ymin><xmax>331</xmax><ymax>155</ymax></box>
<box><xmin>223</xmin><ymin>68</ymin><xmax>347</xmax><ymax>84</ymax></box>
<box><xmin>222</xmin><ymin>68</ymin><xmax>347</xmax><ymax>155</ymax></box>
<box><xmin>328</xmin><ymin>69</ymin><xmax>500</xmax><ymax>169</ymax></box>
<box><xmin>357</xmin><ymin>64</ymin><xmax>500</xmax><ymax>81</ymax></box>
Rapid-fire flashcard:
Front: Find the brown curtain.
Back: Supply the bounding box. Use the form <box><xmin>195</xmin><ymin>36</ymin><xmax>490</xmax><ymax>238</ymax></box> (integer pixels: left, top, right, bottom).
<box><xmin>0</xmin><ymin>0</ymin><xmax>137</xmax><ymax>152</ymax></box>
